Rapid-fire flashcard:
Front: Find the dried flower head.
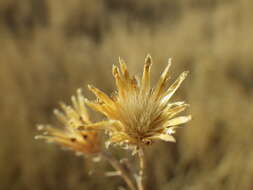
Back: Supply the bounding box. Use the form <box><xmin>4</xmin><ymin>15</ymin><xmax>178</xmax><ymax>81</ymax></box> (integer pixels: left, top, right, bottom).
<box><xmin>84</xmin><ymin>55</ymin><xmax>191</xmax><ymax>151</ymax></box>
<box><xmin>35</xmin><ymin>89</ymin><xmax>101</xmax><ymax>155</ymax></box>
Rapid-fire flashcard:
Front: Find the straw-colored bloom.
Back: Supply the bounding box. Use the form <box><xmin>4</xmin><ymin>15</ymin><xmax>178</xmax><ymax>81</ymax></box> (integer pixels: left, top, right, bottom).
<box><xmin>84</xmin><ymin>55</ymin><xmax>191</xmax><ymax>151</ymax></box>
<box><xmin>35</xmin><ymin>89</ymin><xmax>100</xmax><ymax>155</ymax></box>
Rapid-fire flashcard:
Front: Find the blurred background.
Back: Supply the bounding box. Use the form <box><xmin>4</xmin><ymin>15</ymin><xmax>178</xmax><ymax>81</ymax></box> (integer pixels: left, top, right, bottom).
<box><xmin>0</xmin><ymin>0</ymin><xmax>253</xmax><ymax>189</ymax></box>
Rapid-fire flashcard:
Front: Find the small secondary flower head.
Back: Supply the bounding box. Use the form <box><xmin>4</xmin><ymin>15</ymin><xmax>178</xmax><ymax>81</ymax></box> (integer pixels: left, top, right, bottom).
<box><xmin>84</xmin><ymin>55</ymin><xmax>191</xmax><ymax>151</ymax></box>
<box><xmin>35</xmin><ymin>89</ymin><xmax>101</xmax><ymax>155</ymax></box>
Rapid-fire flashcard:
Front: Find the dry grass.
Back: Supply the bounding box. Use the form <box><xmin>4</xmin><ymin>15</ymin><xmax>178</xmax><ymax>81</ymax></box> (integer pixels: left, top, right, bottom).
<box><xmin>0</xmin><ymin>0</ymin><xmax>253</xmax><ymax>189</ymax></box>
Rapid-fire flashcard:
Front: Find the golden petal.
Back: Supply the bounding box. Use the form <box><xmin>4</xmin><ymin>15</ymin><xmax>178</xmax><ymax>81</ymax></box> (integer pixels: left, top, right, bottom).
<box><xmin>141</xmin><ymin>54</ymin><xmax>152</xmax><ymax>93</ymax></box>
<box><xmin>153</xmin><ymin>59</ymin><xmax>172</xmax><ymax>99</ymax></box>
<box><xmin>106</xmin><ymin>120</ymin><xmax>125</xmax><ymax>131</ymax></box>
<box><xmin>53</xmin><ymin>109</ymin><xmax>68</xmax><ymax>126</ymax></box>
<box><xmin>85</xmin><ymin>99</ymin><xmax>119</xmax><ymax>119</ymax></box>
<box><xmin>112</xmin><ymin>65</ymin><xmax>126</xmax><ymax>98</ymax></box>
<box><xmin>167</xmin><ymin>101</ymin><xmax>185</xmax><ymax>108</ymax></box>
<box><xmin>109</xmin><ymin>134</ymin><xmax>129</xmax><ymax>143</ymax></box>
<box><xmin>85</xmin><ymin>99</ymin><xmax>107</xmax><ymax>114</ymax></box>
<box><xmin>119</xmin><ymin>57</ymin><xmax>129</xmax><ymax>80</ymax></box>
<box><xmin>145</xmin><ymin>54</ymin><xmax>152</xmax><ymax>65</ymax></box>
<box><xmin>149</xmin><ymin>134</ymin><xmax>176</xmax><ymax>142</ymax></box>
<box><xmin>164</xmin><ymin>115</ymin><xmax>192</xmax><ymax>127</ymax></box>
<box><xmin>37</xmin><ymin>125</ymin><xmax>68</xmax><ymax>139</ymax></box>
<box><xmin>76</xmin><ymin>89</ymin><xmax>90</xmax><ymax>122</ymax></box>
<box><xmin>59</xmin><ymin>102</ymin><xmax>69</xmax><ymax>114</ymax></box>
<box><xmin>59</xmin><ymin>104</ymin><xmax>79</xmax><ymax>124</ymax></box>
<box><xmin>161</xmin><ymin>71</ymin><xmax>189</xmax><ymax>104</ymax></box>
<box><xmin>67</xmin><ymin>107</ymin><xmax>80</xmax><ymax>121</ymax></box>
<box><xmin>88</xmin><ymin>85</ymin><xmax>115</xmax><ymax>106</ymax></box>
<box><xmin>71</xmin><ymin>94</ymin><xmax>79</xmax><ymax>112</ymax></box>
<box><xmin>78</xmin><ymin>120</ymin><xmax>118</xmax><ymax>130</ymax></box>
<box><xmin>164</xmin><ymin>104</ymin><xmax>190</xmax><ymax>119</ymax></box>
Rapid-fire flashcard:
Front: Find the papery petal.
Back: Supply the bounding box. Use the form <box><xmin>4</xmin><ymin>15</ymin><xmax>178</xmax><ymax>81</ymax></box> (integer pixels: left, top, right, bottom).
<box><xmin>78</xmin><ymin>120</ymin><xmax>120</xmax><ymax>131</ymax></box>
<box><xmin>88</xmin><ymin>85</ymin><xmax>115</xmax><ymax>106</ymax></box>
<box><xmin>164</xmin><ymin>115</ymin><xmax>192</xmax><ymax>127</ymax></box>
<box><xmin>161</xmin><ymin>71</ymin><xmax>189</xmax><ymax>104</ymax></box>
<box><xmin>119</xmin><ymin>57</ymin><xmax>130</xmax><ymax>80</ymax></box>
<box><xmin>141</xmin><ymin>54</ymin><xmax>152</xmax><ymax>93</ymax></box>
<box><xmin>149</xmin><ymin>134</ymin><xmax>176</xmax><ymax>142</ymax></box>
<box><xmin>112</xmin><ymin>65</ymin><xmax>127</xmax><ymax>98</ymax></box>
<box><xmin>153</xmin><ymin>58</ymin><xmax>172</xmax><ymax>99</ymax></box>
<box><xmin>164</xmin><ymin>104</ymin><xmax>190</xmax><ymax>119</ymax></box>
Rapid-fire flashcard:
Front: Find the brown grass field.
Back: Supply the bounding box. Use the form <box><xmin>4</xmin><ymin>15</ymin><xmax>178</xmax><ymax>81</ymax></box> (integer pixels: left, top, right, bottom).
<box><xmin>0</xmin><ymin>0</ymin><xmax>252</xmax><ymax>189</ymax></box>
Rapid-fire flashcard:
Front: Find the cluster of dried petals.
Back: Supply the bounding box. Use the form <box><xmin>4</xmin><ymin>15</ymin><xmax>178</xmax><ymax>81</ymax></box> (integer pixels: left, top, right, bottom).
<box><xmin>84</xmin><ymin>55</ymin><xmax>191</xmax><ymax>152</ymax></box>
<box><xmin>35</xmin><ymin>89</ymin><xmax>101</xmax><ymax>155</ymax></box>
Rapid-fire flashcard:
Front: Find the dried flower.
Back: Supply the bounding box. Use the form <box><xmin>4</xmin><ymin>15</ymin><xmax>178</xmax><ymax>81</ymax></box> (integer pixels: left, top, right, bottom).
<box><xmin>35</xmin><ymin>89</ymin><xmax>101</xmax><ymax>155</ymax></box>
<box><xmin>84</xmin><ymin>55</ymin><xmax>191</xmax><ymax>151</ymax></box>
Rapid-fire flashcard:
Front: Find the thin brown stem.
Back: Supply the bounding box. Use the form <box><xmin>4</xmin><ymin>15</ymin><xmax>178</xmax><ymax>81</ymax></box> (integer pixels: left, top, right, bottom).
<box><xmin>137</xmin><ymin>147</ymin><xmax>146</xmax><ymax>190</ymax></box>
<box><xmin>100</xmin><ymin>151</ymin><xmax>136</xmax><ymax>190</ymax></box>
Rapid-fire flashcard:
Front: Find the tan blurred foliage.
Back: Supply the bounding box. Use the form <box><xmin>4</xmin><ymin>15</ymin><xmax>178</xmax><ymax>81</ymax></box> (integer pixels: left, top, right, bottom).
<box><xmin>0</xmin><ymin>0</ymin><xmax>252</xmax><ymax>189</ymax></box>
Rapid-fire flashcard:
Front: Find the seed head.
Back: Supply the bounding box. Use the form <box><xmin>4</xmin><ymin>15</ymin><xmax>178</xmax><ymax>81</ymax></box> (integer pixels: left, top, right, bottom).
<box><xmin>35</xmin><ymin>89</ymin><xmax>101</xmax><ymax>155</ymax></box>
<box><xmin>84</xmin><ymin>55</ymin><xmax>192</xmax><ymax>151</ymax></box>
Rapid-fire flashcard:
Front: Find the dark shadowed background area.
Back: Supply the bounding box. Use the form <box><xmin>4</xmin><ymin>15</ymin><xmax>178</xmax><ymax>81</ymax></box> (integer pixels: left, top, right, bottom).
<box><xmin>0</xmin><ymin>0</ymin><xmax>253</xmax><ymax>189</ymax></box>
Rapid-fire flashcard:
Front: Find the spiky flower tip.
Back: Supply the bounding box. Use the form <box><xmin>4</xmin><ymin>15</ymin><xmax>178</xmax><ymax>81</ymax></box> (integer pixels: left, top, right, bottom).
<box><xmin>84</xmin><ymin>55</ymin><xmax>191</xmax><ymax>151</ymax></box>
<box><xmin>35</xmin><ymin>89</ymin><xmax>101</xmax><ymax>155</ymax></box>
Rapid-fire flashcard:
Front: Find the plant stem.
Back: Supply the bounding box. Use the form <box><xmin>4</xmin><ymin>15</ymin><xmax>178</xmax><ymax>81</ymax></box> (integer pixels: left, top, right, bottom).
<box><xmin>137</xmin><ymin>147</ymin><xmax>146</xmax><ymax>190</ymax></box>
<box><xmin>100</xmin><ymin>151</ymin><xmax>136</xmax><ymax>190</ymax></box>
